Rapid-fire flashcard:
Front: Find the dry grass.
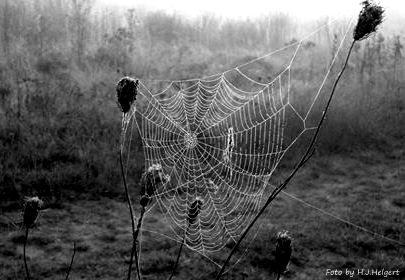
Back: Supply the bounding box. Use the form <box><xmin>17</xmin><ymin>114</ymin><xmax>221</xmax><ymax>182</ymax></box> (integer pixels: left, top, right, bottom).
<box><xmin>1</xmin><ymin>148</ymin><xmax>404</xmax><ymax>279</ymax></box>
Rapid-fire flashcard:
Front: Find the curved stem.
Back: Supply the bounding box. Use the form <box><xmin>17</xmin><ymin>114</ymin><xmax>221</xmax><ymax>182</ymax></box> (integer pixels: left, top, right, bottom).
<box><xmin>120</xmin><ymin>149</ymin><xmax>140</xmax><ymax>280</ymax></box>
<box><xmin>167</xmin><ymin>235</ymin><xmax>185</xmax><ymax>280</ymax></box>
<box><xmin>23</xmin><ymin>227</ymin><xmax>31</xmax><ymax>280</ymax></box>
<box><xmin>276</xmin><ymin>272</ymin><xmax>281</xmax><ymax>280</ymax></box>
<box><xmin>65</xmin><ymin>242</ymin><xmax>76</xmax><ymax>280</ymax></box>
<box><xmin>215</xmin><ymin>40</ymin><xmax>356</xmax><ymax>280</ymax></box>
<box><xmin>133</xmin><ymin>208</ymin><xmax>145</xmax><ymax>280</ymax></box>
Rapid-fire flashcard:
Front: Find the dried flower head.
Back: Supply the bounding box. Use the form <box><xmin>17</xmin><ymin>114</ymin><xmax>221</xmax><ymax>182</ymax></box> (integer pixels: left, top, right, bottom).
<box><xmin>188</xmin><ymin>197</ymin><xmax>203</xmax><ymax>224</ymax></box>
<box><xmin>23</xmin><ymin>197</ymin><xmax>44</xmax><ymax>228</ymax></box>
<box><xmin>140</xmin><ymin>195</ymin><xmax>151</xmax><ymax>208</ymax></box>
<box><xmin>274</xmin><ymin>230</ymin><xmax>292</xmax><ymax>274</ymax></box>
<box><xmin>141</xmin><ymin>163</ymin><xmax>167</xmax><ymax>197</ymax></box>
<box><xmin>147</xmin><ymin>163</ymin><xmax>163</xmax><ymax>181</ymax></box>
<box><xmin>353</xmin><ymin>0</ymin><xmax>384</xmax><ymax>41</ymax></box>
<box><xmin>116</xmin><ymin>77</ymin><xmax>139</xmax><ymax>113</ymax></box>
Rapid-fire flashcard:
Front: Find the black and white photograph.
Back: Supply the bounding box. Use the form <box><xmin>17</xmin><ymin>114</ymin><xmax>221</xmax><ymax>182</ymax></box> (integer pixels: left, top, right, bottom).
<box><xmin>0</xmin><ymin>0</ymin><xmax>404</xmax><ymax>279</ymax></box>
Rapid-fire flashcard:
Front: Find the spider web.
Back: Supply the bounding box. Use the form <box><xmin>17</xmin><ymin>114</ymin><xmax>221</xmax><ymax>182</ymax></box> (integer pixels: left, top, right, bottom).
<box><xmin>121</xmin><ymin>18</ymin><xmax>354</xmax><ymax>261</ymax></box>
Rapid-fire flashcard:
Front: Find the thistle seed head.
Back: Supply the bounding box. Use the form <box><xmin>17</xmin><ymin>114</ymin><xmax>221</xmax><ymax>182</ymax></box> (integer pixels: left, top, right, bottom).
<box><xmin>353</xmin><ymin>1</ymin><xmax>384</xmax><ymax>41</ymax></box>
<box><xmin>188</xmin><ymin>197</ymin><xmax>203</xmax><ymax>225</ymax></box>
<box><xmin>147</xmin><ymin>164</ymin><xmax>164</xmax><ymax>184</ymax></box>
<box><xmin>274</xmin><ymin>230</ymin><xmax>292</xmax><ymax>274</ymax></box>
<box><xmin>116</xmin><ymin>77</ymin><xmax>139</xmax><ymax>113</ymax></box>
<box><xmin>140</xmin><ymin>195</ymin><xmax>151</xmax><ymax>208</ymax></box>
<box><xmin>23</xmin><ymin>196</ymin><xmax>44</xmax><ymax>229</ymax></box>
<box><xmin>141</xmin><ymin>163</ymin><xmax>167</xmax><ymax>197</ymax></box>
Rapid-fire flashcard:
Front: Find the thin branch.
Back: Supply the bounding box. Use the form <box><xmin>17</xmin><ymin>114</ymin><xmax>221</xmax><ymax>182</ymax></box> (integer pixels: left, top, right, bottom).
<box><xmin>167</xmin><ymin>235</ymin><xmax>186</xmax><ymax>280</ymax></box>
<box><xmin>128</xmin><ymin>239</ymin><xmax>137</xmax><ymax>280</ymax></box>
<box><xmin>300</xmin><ymin>147</ymin><xmax>316</xmax><ymax>167</ymax></box>
<box><xmin>23</xmin><ymin>227</ymin><xmax>30</xmax><ymax>280</ymax></box>
<box><xmin>215</xmin><ymin>40</ymin><xmax>356</xmax><ymax>280</ymax></box>
<box><xmin>168</xmin><ymin>198</ymin><xmax>200</xmax><ymax>280</ymax></box>
<box><xmin>119</xmin><ymin>148</ymin><xmax>140</xmax><ymax>280</ymax></box>
<box><xmin>133</xmin><ymin>207</ymin><xmax>145</xmax><ymax>280</ymax></box>
<box><xmin>65</xmin><ymin>242</ymin><xmax>76</xmax><ymax>280</ymax></box>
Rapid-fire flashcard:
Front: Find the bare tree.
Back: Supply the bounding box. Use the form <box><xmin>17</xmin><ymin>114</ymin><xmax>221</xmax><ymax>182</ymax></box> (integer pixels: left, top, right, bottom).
<box><xmin>70</xmin><ymin>0</ymin><xmax>94</xmax><ymax>64</ymax></box>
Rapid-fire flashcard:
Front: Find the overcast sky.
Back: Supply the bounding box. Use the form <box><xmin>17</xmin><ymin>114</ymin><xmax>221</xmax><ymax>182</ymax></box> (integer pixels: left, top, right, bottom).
<box><xmin>98</xmin><ymin>0</ymin><xmax>404</xmax><ymax>20</ymax></box>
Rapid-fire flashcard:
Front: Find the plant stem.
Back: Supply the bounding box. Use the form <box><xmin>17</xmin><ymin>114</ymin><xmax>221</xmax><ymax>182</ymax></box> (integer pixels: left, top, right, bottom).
<box><xmin>276</xmin><ymin>272</ymin><xmax>281</xmax><ymax>280</ymax></box>
<box><xmin>23</xmin><ymin>227</ymin><xmax>30</xmax><ymax>280</ymax></box>
<box><xmin>120</xmin><ymin>148</ymin><xmax>140</xmax><ymax>280</ymax></box>
<box><xmin>167</xmin><ymin>235</ymin><xmax>186</xmax><ymax>280</ymax></box>
<box><xmin>215</xmin><ymin>40</ymin><xmax>356</xmax><ymax>280</ymax></box>
<box><xmin>133</xmin><ymin>207</ymin><xmax>145</xmax><ymax>280</ymax></box>
<box><xmin>65</xmin><ymin>242</ymin><xmax>76</xmax><ymax>280</ymax></box>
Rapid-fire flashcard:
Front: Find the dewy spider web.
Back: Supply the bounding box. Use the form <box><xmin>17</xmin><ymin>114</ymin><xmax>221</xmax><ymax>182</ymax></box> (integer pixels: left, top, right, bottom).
<box><xmin>134</xmin><ymin>64</ymin><xmax>296</xmax><ymax>255</ymax></box>
<box><xmin>122</xmin><ymin>17</ymin><xmax>356</xmax><ymax>261</ymax></box>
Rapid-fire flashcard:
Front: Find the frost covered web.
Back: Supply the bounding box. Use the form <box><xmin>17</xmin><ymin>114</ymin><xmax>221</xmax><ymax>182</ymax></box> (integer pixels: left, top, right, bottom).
<box><xmin>121</xmin><ymin>18</ymin><xmax>355</xmax><ymax>263</ymax></box>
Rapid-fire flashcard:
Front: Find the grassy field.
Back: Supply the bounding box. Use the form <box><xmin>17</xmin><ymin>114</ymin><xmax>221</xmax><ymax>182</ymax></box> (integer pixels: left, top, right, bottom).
<box><xmin>1</xmin><ymin>144</ymin><xmax>404</xmax><ymax>280</ymax></box>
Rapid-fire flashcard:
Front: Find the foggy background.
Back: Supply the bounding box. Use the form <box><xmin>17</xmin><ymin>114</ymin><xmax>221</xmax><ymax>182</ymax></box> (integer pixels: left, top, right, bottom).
<box><xmin>0</xmin><ymin>0</ymin><xmax>404</xmax><ymax>279</ymax></box>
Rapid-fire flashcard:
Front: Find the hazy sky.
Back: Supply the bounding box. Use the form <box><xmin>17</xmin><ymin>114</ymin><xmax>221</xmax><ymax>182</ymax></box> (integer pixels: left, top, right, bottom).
<box><xmin>99</xmin><ymin>0</ymin><xmax>405</xmax><ymax>20</ymax></box>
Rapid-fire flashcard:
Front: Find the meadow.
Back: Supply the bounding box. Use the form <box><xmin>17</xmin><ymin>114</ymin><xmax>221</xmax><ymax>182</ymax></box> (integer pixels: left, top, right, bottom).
<box><xmin>0</xmin><ymin>0</ymin><xmax>404</xmax><ymax>279</ymax></box>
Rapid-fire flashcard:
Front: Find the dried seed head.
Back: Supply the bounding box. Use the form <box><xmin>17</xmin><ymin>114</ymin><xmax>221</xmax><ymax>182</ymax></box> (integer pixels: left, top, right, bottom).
<box><xmin>142</xmin><ymin>173</ymin><xmax>155</xmax><ymax>197</ymax></box>
<box><xmin>141</xmin><ymin>164</ymin><xmax>167</xmax><ymax>197</ymax></box>
<box><xmin>140</xmin><ymin>195</ymin><xmax>151</xmax><ymax>208</ymax></box>
<box><xmin>188</xmin><ymin>197</ymin><xmax>203</xmax><ymax>225</ymax></box>
<box><xmin>23</xmin><ymin>197</ymin><xmax>44</xmax><ymax>228</ymax></box>
<box><xmin>147</xmin><ymin>163</ymin><xmax>162</xmax><ymax>172</ymax></box>
<box><xmin>353</xmin><ymin>1</ymin><xmax>384</xmax><ymax>41</ymax></box>
<box><xmin>274</xmin><ymin>230</ymin><xmax>292</xmax><ymax>274</ymax></box>
<box><xmin>147</xmin><ymin>164</ymin><xmax>164</xmax><ymax>184</ymax></box>
<box><xmin>116</xmin><ymin>77</ymin><xmax>139</xmax><ymax>113</ymax></box>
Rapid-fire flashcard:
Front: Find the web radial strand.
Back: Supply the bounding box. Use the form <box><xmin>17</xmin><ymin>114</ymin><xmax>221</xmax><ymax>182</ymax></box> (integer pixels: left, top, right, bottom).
<box><xmin>116</xmin><ymin>18</ymin><xmax>361</xmax><ymax>266</ymax></box>
<box><xmin>131</xmin><ymin>66</ymin><xmax>294</xmax><ymax>254</ymax></box>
